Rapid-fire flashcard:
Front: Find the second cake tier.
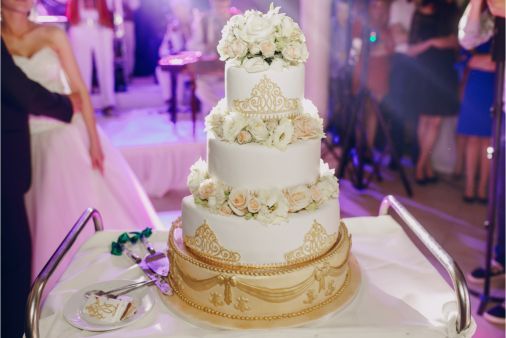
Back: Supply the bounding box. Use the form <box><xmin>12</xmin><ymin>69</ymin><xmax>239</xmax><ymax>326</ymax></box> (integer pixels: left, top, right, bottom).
<box><xmin>208</xmin><ymin>137</ymin><xmax>321</xmax><ymax>190</ymax></box>
<box><xmin>181</xmin><ymin>196</ymin><xmax>341</xmax><ymax>267</ymax></box>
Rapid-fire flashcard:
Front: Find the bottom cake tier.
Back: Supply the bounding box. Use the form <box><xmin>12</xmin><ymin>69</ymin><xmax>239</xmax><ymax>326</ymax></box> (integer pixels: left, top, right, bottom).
<box><xmin>162</xmin><ymin>218</ymin><xmax>361</xmax><ymax>329</ymax></box>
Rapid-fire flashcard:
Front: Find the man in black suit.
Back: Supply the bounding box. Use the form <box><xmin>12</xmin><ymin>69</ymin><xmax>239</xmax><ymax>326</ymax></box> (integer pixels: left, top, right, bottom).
<box><xmin>1</xmin><ymin>39</ymin><xmax>80</xmax><ymax>337</ymax></box>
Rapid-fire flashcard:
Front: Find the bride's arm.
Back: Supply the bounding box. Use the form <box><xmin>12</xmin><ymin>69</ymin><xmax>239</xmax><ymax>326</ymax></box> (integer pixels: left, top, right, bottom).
<box><xmin>49</xmin><ymin>27</ymin><xmax>105</xmax><ymax>173</ymax></box>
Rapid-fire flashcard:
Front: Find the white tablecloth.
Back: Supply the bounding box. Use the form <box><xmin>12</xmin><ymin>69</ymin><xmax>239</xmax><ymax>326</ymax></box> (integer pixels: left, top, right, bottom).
<box><xmin>37</xmin><ymin>216</ymin><xmax>476</xmax><ymax>338</ymax></box>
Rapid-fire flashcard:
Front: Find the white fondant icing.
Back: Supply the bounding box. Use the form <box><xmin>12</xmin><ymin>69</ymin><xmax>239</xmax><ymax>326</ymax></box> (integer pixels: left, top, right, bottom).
<box><xmin>181</xmin><ymin>195</ymin><xmax>341</xmax><ymax>265</ymax></box>
<box><xmin>225</xmin><ymin>62</ymin><xmax>304</xmax><ymax>117</ymax></box>
<box><xmin>207</xmin><ymin>137</ymin><xmax>321</xmax><ymax>189</ymax></box>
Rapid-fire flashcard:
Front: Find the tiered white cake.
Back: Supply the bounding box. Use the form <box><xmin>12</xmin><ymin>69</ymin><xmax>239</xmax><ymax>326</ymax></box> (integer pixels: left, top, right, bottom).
<box><xmin>165</xmin><ymin>5</ymin><xmax>360</xmax><ymax>328</ymax></box>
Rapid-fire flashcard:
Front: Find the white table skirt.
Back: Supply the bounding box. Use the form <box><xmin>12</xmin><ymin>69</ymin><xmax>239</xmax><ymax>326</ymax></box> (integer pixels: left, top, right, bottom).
<box><xmin>37</xmin><ymin>216</ymin><xmax>476</xmax><ymax>338</ymax></box>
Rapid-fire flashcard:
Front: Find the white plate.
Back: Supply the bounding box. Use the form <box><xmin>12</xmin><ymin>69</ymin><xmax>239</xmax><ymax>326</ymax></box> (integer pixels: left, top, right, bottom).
<box><xmin>63</xmin><ymin>279</ymin><xmax>155</xmax><ymax>332</ymax></box>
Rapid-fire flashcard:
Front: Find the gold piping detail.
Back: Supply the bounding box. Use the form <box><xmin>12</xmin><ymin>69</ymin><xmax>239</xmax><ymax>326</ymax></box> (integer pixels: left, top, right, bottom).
<box><xmin>232</xmin><ymin>76</ymin><xmax>300</xmax><ymax>118</ymax></box>
<box><xmin>284</xmin><ymin>221</ymin><xmax>338</xmax><ymax>264</ymax></box>
<box><xmin>184</xmin><ymin>221</ymin><xmax>241</xmax><ymax>264</ymax></box>
<box><xmin>170</xmin><ymin>218</ymin><xmax>351</xmax><ymax>272</ymax></box>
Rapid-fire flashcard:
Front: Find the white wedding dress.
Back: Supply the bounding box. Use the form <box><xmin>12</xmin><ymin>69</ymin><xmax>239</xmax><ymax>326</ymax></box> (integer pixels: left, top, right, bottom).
<box><xmin>13</xmin><ymin>47</ymin><xmax>163</xmax><ymax>278</ymax></box>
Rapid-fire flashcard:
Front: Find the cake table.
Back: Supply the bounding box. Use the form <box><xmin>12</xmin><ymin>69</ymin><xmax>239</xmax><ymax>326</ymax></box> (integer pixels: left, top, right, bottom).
<box><xmin>25</xmin><ymin>196</ymin><xmax>476</xmax><ymax>338</ymax></box>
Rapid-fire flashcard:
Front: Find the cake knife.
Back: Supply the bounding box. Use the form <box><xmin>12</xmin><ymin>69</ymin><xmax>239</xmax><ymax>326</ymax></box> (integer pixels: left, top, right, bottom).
<box><xmin>122</xmin><ymin>244</ymin><xmax>173</xmax><ymax>296</ymax></box>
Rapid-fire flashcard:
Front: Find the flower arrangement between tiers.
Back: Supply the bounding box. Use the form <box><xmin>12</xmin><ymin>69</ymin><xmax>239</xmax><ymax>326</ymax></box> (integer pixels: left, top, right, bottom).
<box><xmin>187</xmin><ymin>159</ymin><xmax>339</xmax><ymax>224</ymax></box>
<box><xmin>217</xmin><ymin>4</ymin><xmax>308</xmax><ymax>72</ymax></box>
<box><xmin>206</xmin><ymin>99</ymin><xmax>323</xmax><ymax>150</ymax></box>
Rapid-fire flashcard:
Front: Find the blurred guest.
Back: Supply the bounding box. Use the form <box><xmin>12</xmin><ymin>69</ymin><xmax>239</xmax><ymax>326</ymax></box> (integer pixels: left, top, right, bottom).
<box><xmin>67</xmin><ymin>0</ymin><xmax>116</xmax><ymax>115</ymax></box>
<box><xmin>383</xmin><ymin>0</ymin><xmax>416</xmax><ymax>166</ymax></box>
<box><xmin>156</xmin><ymin>0</ymin><xmax>192</xmax><ymax>104</ymax></box>
<box><xmin>456</xmin><ymin>39</ymin><xmax>494</xmax><ymax>202</ymax></box>
<box><xmin>120</xmin><ymin>0</ymin><xmax>141</xmax><ymax>80</ymax></box>
<box><xmin>187</xmin><ymin>0</ymin><xmax>233</xmax><ymax>115</ymax></box>
<box><xmin>408</xmin><ymin>0</ymin><xmax>459</xmax><ymax>184</ymax></box>
<box><xmin>328</xmin><ymin>0</ymin><xmax>351</xmax><ymax>138</ymax></box>
<box><xmin>352</xmin><ymin>0</ymin><xmax>394</xmax><ymax>154</ymax></box>
<box><xmin>461</xmin><ymin>0</ymin><xmax>505</xmax><ymax>325</ymax></box>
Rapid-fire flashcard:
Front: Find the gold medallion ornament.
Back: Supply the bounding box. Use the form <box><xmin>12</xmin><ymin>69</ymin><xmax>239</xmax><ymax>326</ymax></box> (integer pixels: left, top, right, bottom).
<box><xmin>284</xmin><ymin>221</ymin><xmax>339</xmax><ymax>264</ymax></box>
<box><xmin>232</xmin><ymin>76</ymin><xmax>300</xmax><ymax>118</ymax></box>
<box><xmin>184</xmin><ymin>221</ymin><xmax>241</xmax><ymax>264</ymax></box>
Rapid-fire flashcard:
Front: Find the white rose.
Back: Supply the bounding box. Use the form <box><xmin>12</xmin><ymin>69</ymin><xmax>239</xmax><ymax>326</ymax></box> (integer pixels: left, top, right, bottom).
<box><xmin>217</xmin><ymin>39</ymin><xmax>233</xmax><ymax>61</ymax></box>
<box><xmin>310</xmin><ymin>185</ymin><xmax>323</xmax><ymax>204</ymax></box>
<box><xmin>271</xmin><ymin>118</ymin><xmax>294</xmax><ymax>150</ymax></box>
<box><xmin>198</xmin><ymin>179</ymin><xmax>215</xmax><ymax>200</ymax></box>
<box><xmin>247</xmin><ymin>196</ymin><xmax>262</xmax><ymax>213</ymax></box>
<box><xmin>246</xmin><ymin>117</ymin><xmax>269</xmax><ymax>142</ymax></box>
<box><xmin>320</xmin><ymin>160</ymin><xmax>335</xmax><ymax>177</ymax></box>
<box><xmin>255</xmin><ymin>197</ymin><xmax>289</xmax><ymax>224</ymax></box>
<box><xmin>265</xmin><ymin>119</ymin><xmax>278</xmax><ymax>132</ymax></box>
<box><xmin>259</xmin><ymin>40</ymin><xmax>276</xmax><ymax>58</ymax></box>
<box><xmin>205</xmin><ymin>102</ymin><xmax>227</xmax><ymax>138</ymax></box>
<box><xmin>242</xmin><ymin>57</ymin><xmax>269</xmax><ymax>73</ymax></box>
<box><xmin>282</xmin><ymin>42</ymin><xmax>306</xmax><ymax>63</ymax></box>
<box><xmin>270</xmin><ymin>57</ymin><xmax>287</xmax><ymax>71</ymax></box>
<box><xmin>230</xmin><ymin>39</ymin><xmax>248</xmax><ymax>58</ymax></box>
<box><xmin>228</xmin><ymin>14</ymin><xmax>246</xmax><ymax>27</ymax></box>
<box><xmin>208</xmin><ymin>182</ymin><xmax>227</xmax><ymax>210</ymax></box>
<box><xmin>228</xmin><ymin>188</ymin><xmax>250</xmax><ymax>216</ymax></box>
<box><xmin>257</xmin><ymin>188</ymin><xmax>281</xmax><ymax>208</ymax></box>
<box><xmin>317</xmin><ymin>176</ymin><xmax>339</xmax><ymax>200</ymax></box>
<box><xmin>236</xmin><ymin>130</ymin><xmax>253</xmax><ymax>144</ymax></box>
<box><xmin>187</xmin><ymin>159</ymin><xmax>208</xmax><ymax>194</ymax></box>
<box><xmin>223</xmin><ymin>112</ymin><xmax>248</xmax><ymax>142</ymax></box>
<box><xmin>249</xmin><ymin>43</ymin><xmax>261</xmax><ymax>55</ymax></box>
<box><xmin>284</xmin><ymin>185</ymin><xmax>312</xmax><ymax>212</ymax></box>
<box><xmin>239</xmin><ymin>13</ymin><xmax>275</xmax><ymax>43</ymax></box>
<box><xmin>280</xmin><ymin>16</ymin><xmax>295</xmax><ymax>37</ymax></box>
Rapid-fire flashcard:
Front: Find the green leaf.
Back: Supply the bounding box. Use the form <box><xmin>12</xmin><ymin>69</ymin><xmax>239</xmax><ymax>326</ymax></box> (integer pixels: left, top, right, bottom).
<box><xmin>111</xmin><ymin>241</ymin><xmax>123</xmax><ymax>256</ymax></box>
<box><xmin>118</xmin><ymin>232</ymin><xmax>130</xmax><ymax>244</ymax></box>
<box><xmin>142</xmin><ymin>227</ymin><xmax>153</xmax><ymax>238</ymax></box>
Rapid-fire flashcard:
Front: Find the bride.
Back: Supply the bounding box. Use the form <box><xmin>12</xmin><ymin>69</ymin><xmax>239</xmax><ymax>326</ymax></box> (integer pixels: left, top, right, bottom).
<box><xmin>2</xmin><ymin>0</ymin><xmax>163</xmax><ymax>278</ymax></box>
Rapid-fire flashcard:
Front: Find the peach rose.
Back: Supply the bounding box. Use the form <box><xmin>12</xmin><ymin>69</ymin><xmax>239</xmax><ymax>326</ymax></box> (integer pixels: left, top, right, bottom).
<box><xmin>198</xmin><ymin>179</ymin><xmax>215</xmax><ymax>200</ymax></box>
<box><xmin>247</xmin><ymin>196</ymin><xmax>261</xmax><ymax>213</ymax></box>
<box><xmin>219</xmin><ymin>204</ymin><xmax>233</xmax><ymax>216</ymax></box>
<box><xmin>284</xmin><ymin>185</ymin><xmax>311</xmax><ymax>212</ymax></box>
<box><xmin>293</xmin><ymin>115</ymin><xmax>322</xmax><ymax>140</ymax></box>
<box><xmin>259</xmin><ymin>40</ymin><xmax>276</xmax><ymax>58</ymax></box>
<box><xmin>236</xmin><ymin>130</ymin><xmax>253</xmax><ymax>144</ymax></box>
<box><xmin>228</xmin><ymin>189</ymin><xmax>249</xmax><ymax>216</ymax></box>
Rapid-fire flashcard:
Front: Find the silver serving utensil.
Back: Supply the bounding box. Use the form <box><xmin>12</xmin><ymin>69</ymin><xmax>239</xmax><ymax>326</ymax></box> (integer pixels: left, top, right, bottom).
<box><xmin>84</xmin><ymin>279</ymin><xmax>154</xmax><ymax>299</ymax></box>
<box><xmin>141</xmin><ymin>236</ymin><xmax>170</xmax><ymax>277</ymax></box>
<box><xmin>122</xmin><ymin>243</ymin><xmax>172</xmax><ymax>296</ymax></box>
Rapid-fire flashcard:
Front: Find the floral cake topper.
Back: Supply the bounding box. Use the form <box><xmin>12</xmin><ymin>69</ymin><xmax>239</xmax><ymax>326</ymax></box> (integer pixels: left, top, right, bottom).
<box><xmin>217</xmin><ymin>3</ymin><xmax>308</xmax><ymax>72</ymax></box>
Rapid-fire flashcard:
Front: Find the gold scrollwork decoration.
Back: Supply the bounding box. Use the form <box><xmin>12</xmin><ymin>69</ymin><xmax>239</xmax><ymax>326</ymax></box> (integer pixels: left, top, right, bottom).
<box><xmin>232</xmin><ymin>76</ymin><xmax>300</xmax><ymax>117</ymax></box>
<box><xmin>184</xmin><ymin>221</ymin><xmax>241</xmax><ymax>264</ymax></box>
<box><xmin>284</xmin><ymin>221</ymin><xmax>338</xmax><ymax>264</ymax></box>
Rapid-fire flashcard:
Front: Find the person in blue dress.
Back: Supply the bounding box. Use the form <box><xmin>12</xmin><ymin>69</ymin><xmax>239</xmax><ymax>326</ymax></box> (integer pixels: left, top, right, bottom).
<box><xmin>456</xmin><ymin>40</ymin><xmax>495</xmax><ymax>203</ymax></box>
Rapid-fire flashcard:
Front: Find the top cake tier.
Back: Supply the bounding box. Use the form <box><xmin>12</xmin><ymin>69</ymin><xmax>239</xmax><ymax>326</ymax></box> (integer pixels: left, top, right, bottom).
<box><xmin>217</xmin><ymin>5</ymin><xmax>308</xmax><ymax>120</ymax></box>
<box><xmin>225</xmin><ymin>62</ymin><xmax>304</xmax><ymax>119</ymax></box>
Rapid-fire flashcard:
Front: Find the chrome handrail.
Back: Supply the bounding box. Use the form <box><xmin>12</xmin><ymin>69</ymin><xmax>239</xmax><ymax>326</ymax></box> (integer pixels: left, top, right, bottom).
<box><xmin>25</xmin><ymin>208</ymin><xmax>104</xmax><ymax>338</ymax></box>
<box><xmin>379</xmin><ymin>195</ymin><xmax>471</xmax><ymax>334</ymax></box>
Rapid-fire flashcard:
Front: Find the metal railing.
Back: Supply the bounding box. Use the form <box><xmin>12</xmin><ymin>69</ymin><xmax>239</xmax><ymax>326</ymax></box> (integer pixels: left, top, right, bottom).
<box><xmin>25</xmin><ymin>208</ymin><xmax>104</xmax><ymax>338</ymax></box>
<box><xmin>379</xmin><ymin>195</ymin><xmax>471</xmax><ymax>334</ymax></box>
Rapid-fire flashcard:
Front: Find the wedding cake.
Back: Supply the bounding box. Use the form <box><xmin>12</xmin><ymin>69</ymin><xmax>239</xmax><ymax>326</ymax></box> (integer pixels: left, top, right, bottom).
<box><xmin>164</xmin><ymin>5</ymin><xmax>360</xmax><ymax>328</ymax></box>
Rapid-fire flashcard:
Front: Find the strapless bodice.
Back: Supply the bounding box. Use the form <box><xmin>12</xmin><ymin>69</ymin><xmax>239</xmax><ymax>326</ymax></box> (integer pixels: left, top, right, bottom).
<box><xmin>12</xmin><ymin>47</ymin><xmax>71</xmax><ymax>95</ymax></box>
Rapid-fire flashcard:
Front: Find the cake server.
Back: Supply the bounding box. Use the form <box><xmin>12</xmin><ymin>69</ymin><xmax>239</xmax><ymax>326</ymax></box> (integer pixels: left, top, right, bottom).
<box><xmin>122</xmin><ymin>244</ymin><xmax>173</xmax><ymax>296</ymax></box>
<box><xmin>141</xmin><ymin>236</ymin><xmax>170</xmax><ymax>277</ymax></box>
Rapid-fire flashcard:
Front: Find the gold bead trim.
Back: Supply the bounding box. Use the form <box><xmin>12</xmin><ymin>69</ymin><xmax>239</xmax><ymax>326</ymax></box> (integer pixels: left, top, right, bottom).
<box><xmin>184</xmin><ymin>221</ymin><xmax>241</xmax><ymax>264</ymax></box>
<box><xmin>232</xmin><ymin>76</ymin><xmax>301</xmax><ymax>119</ymax></box>
<box><xmin>168</xmin><ymin>221</ymin><xmax>352</xmax><ymax>276</ymax></box>
<box><xmin>167</xmin><ymin>267</ymin><xmax>351</xmax><ymax>321</ymax></box>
